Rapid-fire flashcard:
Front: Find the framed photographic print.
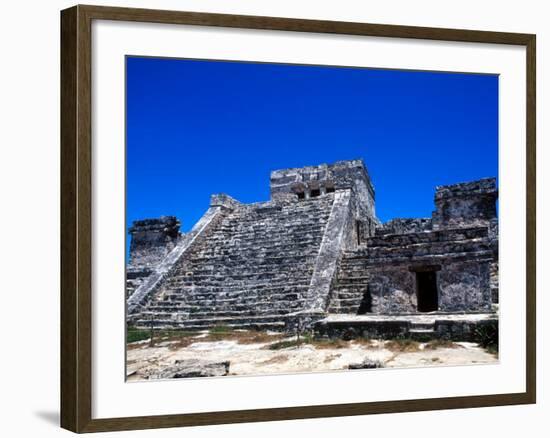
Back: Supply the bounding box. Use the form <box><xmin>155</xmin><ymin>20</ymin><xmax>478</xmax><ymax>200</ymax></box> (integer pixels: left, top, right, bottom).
<box><xmin>60</xmin><ymin>4</ymin><xmax>536</xmax><ymax>433</ymax></box>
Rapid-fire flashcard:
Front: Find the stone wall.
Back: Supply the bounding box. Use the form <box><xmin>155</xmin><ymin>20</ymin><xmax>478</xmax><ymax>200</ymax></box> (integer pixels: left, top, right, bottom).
<box><xmin>127</xmin><ymin>216</ymin><xmax>182</xmax><ymax>299</ymax></box>
<box><xmin>432</xmin><ymin>178</ymin><xmax>497</xmax><ymax>230</ymax></box>
<box><xmin>364</xmin><ymin>227</ymin><xmax>494</xmax><ymax>314</ymax></box>
<box><xmin>128</xmin><ymin>216</ymin><xmax>181</xmax><ymax>269</ymax></box>
<box><xmin>375</xmin><ymin>218</ymin><xmax>432</xmax><ymax>236</ymax></box>
<box><xmin>314</xmin><ymin>316</ymin><xmax>498</xmax><ymax>342</ymax></box>
<box><xmin>330</xmin><ymin>174</ymin><xmax>498</xmax><ymax>316</ymax></box>
<box><xmin>269</xmin><ymin>159</ymin><xmax>377</xmax><ymax>225</ymax></box>
<box><xmin>438</xmin><ymin>260</ymin><xmax>492</xmax><ymax>311</ymax></box>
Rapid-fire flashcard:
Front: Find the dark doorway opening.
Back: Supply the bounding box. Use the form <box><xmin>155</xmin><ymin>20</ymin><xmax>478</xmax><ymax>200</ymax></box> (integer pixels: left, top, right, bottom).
<box><xmin>357</xmin><ymin>289</ymin><xmax>372</xmax><ymax>314</ymax></box>
<box><xmin>310</xmin><ymin>188</ymin><xmax>321</xmax><ymax>197</ymax></box>
<box><xmin>416</xmin><ymin>271</ymin><xmax>438</xmax><ymax>312</ymax></box>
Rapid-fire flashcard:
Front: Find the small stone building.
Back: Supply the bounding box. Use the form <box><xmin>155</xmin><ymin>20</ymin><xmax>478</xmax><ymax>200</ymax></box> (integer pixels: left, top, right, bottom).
<box><xmin>127</xmin><ymin>159</ymin><xmax>498</xmax><ymax>339</ymax></box>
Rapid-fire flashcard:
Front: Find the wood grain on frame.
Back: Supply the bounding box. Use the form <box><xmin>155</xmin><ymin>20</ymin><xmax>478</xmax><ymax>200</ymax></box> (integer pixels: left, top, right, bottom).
<box><xmin>60</xmin><ymin>4</ymin><xmax>536</xmax><ymax>433</ymax></box>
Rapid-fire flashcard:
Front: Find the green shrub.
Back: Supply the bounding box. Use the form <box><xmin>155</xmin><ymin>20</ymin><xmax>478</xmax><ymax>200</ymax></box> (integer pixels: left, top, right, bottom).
<box><xmin>474</xmin><ymin>321</ymin><xmax>499</xmax><ymax>354</ymax></box>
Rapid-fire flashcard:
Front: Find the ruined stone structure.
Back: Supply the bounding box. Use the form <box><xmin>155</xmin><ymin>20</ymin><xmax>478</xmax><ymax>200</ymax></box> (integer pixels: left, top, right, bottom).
<box><xmin>126</xmin><ymin>216</ymin><xmax>181</xmax><ymax>297</ymax></box>
<box><xmin>127</xmin><ymin>159</ymin><xmax>498</xmax><ymax>339</ymax></box>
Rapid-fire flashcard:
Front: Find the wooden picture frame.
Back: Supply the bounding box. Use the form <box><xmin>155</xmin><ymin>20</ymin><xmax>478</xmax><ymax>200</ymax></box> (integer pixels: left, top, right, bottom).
<box><xmin>60</xmin><ymin>4</ymin><xmax>536</xmax><ymax>433</ymax></box>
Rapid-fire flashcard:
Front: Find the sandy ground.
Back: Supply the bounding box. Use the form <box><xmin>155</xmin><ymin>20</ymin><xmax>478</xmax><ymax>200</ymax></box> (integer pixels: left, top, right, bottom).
<box><xmin>126</xmin><ymin>331</ymin><xmax>497</xmax><ymax>381</ymax></box>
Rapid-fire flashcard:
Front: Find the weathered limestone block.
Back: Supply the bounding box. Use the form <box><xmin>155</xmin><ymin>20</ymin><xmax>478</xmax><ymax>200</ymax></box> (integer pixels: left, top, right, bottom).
<box><xmin>269</xmin><ymin>159</ymin><xmax>377</xmax><ymax>222</ymax></box>
<box><xmin>368</xmin><ymin>268</ymin><xmax>417</xmax><ymax>314</ymax></box>
<box><xmin>315</xmin><ymin>319</ymin><xmax>410</xmax><ymax>339</ymax></box>
<box><xmin>210</xmin><ymin>193</ymin><xmax>241</xmax><ymax>210</ymax></box>
<box><xmin>432</xmin><ymin>178</ymin><xmax>497</xmax><ymax>230</ymax></box>
<box><xmin>376</xmin><ymin>218</ymin><xmax>432</xmax><ymax>236</ymax></box>
<box><xmin>129</xmin><ymin>216</ymin><xmax>181</xmax><ymax>269</ymax></box>
<box><xmin>145</xmin><ymin>359</ymin><xmax>230</xmax><ymax>379</ymax></box>
<box><xmin>348</xmin><ymin>358</ymin><xmax>384</xmax><ymax>369</ymax></box>
<box><xmin>438</xmin><ymin>260</ymin><xmax>492</xmax><ymax>312</ymax></box>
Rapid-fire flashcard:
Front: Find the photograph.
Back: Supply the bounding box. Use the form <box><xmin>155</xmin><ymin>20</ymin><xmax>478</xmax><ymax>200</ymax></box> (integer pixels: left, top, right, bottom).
<box><xmin>124</xmin><ymin>56</ymin><xmax>500</xmax><ymax>381</ymax></box>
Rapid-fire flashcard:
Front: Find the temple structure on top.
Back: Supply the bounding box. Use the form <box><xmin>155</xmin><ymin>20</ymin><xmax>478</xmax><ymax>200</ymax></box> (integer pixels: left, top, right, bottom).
<box><xmin>126</xmin><ymin>159</ymin><xmax>498</xmax><ymax>340</ymax></box>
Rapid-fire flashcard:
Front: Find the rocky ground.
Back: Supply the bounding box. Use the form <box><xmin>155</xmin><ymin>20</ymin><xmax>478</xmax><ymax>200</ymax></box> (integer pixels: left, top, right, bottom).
<box><xmin>126</xmin><ymin>328</ymin><xmax>498</xmax><ymax>381</ymax></box>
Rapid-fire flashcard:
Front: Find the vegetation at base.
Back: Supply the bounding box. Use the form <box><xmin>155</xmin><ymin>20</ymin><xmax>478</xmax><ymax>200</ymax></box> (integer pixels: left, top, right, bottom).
<box><xmin>210</xmin><ymin>325</ymin><xmax>232</xmax><ymax>334</ymax></box>
<box><xmin>127</xmin><ymin>327</ymin><xmax>150</xmax><ymax>343</ymax></box>
<box><xmin>474</xmin><ymin>321</ymin><xmax>499</xmax><ymax>355</ymax></box>
<box><xmin>156</xmin><ymin>330</ymin><xmax>196</xmax><ymax>338</ymax></box>
<box><xmin>412</xmin><ymin>333</ymin><xmax>433</xmax><ymax>343</ymax></box>
<box><xmin>267</xmin><ymin>339</ymin><xmax>303</xmax><ymax>350</ymax></box>
<box><xmin>384</xmin><ymin>338</ymin><xmax>421</xmax><ymax>352</ymax></box>
<box><xmin>127</xmin><ymin>327</ymin><xmax>197</xmax><ymax>344</ymax></box>
<box><xmin>424</xmin><ymin>339</ymin><xmax>459</xmax><ymax>350</ymax></box>
<box><xmin>266</xmin><ymin>334</ymin><xmax>374</xmax><ymax>351</ymax></box>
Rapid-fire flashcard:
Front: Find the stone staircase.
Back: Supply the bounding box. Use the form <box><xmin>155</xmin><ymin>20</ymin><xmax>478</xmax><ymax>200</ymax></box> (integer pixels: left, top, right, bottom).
<box><xmin>328</xmin><ymin>252</ymin><xmax>370</xmax><ymax>314</ymax></box>
<box><xmin>133</xmin><ymin>195</ymin><xmax>335</xmax><ymax>329</ymax></box>
<box><xmin>408</xmin><ymin>321</ymin><xmax>436</xmax><ymax>339</ymax></box>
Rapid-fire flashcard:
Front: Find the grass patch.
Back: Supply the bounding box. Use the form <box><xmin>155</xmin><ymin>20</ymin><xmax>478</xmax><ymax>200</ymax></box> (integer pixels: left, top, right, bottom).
<box><xmin>384</xmin><ymin>339</ymin><xmax>421</xmax><ymax>352</ymax></box>
<box><xmin>206</xmin><ymin>329</ymin><xmax>285</xmax><ymax>344</ymax></box>
<box><xmin>155</xmin><ymin>330</ymin><xmax>196</xmax><ymax>340</ymax></box>
<box><xmin>307</xmin><ymin>338</ymin><xmax>349</xmax><ymax>349</ymax></box>
<box><xmin>127</xmin><ymin>327</ymin><xmax>287</xmax><ymax>350</ymax></box>
<box><xmin>264</xmin><ymin>335</ymin><xmax>359</xmax><ymax>351</ymax></box>
<box><xmin>127</xmin><ymin>327</ymin><xmax>150</xmax><ymax>343</ymax></box>
<box><xmin>167</xmin><ymin>337</ymin><xmax>197</xmax><ymax>350</ymax></box>
<box><xmin>352</xmin><ymin>338</ymin><xmax>377</xmax><ymax>348</ymax></box>
<box><xmin>210</xmin><ymin>325</ymin><xmax>232</xmax><ymax>334</ymax></box>
<box><xmin>266</xmin><ymin>340</ymin><xmax>302</xmax><ymax>350</ymax></box>
<box><xmin>424</xmin><ymin>339</ymin><xmax>460</xmax><ymax>350</ymax></box>
<box><xmin>127</xmin><ymin>327</ymin><xmax>198</xmax><ymax>343</ymax></box>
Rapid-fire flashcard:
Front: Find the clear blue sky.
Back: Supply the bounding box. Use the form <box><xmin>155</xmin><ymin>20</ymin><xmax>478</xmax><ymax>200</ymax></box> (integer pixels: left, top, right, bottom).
<box><xmin>127</xmin><ymin>56</ymin><xmax>498</xmax><ymax>243</ymax></box>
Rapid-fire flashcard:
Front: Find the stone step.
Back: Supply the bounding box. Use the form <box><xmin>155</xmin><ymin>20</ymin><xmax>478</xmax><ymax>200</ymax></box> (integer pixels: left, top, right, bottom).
<box><xmin>336</xmin><ymin>278</ymin><xmax>369</xmax><ymax>285</ymax></box>
<box><xmin>133</xmin><ymin>314</ymin><xmax>290</xmax><ymax>330</ymax></box>
<box><xmin>410</xmin><ymin>322</ymin><xmax>435</xmax><ymax>331</ymax></box>
<box><xmin>331</xmin><ymin>297</ymin><xmax>362</xmax><ymax>305</ymax></box>
<box><xmin>161</xmin><ymin>294</ymin><xmax>310</xmax><ymax>304</ymax></box>
<box><xmin>136</xmin><ymin>195</ymin><xmax>335</xmax><ymax>326</ymax></box>
<box><xmin>408</xmin><ymin>328</ymin><xmax>435</xmax><ymax>334</ymax></box>
<box><xmin>200</xmin><ymin>241</ymin><xmax>322</xmax><ymax>249</ymax></box>
<box><xmin>331</xmin><ymin>291</ymin><xmax>366</xmax><ymax>300</ymax></box>
<box><xmin>164</xmin><ymin>281</ymin><xmax>311</xmax><ymax>291</ymax></box>
<box><xmin>152</xmin><ymin>296</ymin><xmax>309</xmax><ymax>307</ymax></box>
<box><xmin>152</xmin><ymin>294</ymin><xmax>308</xmax><ymax>305</ymax></box>
<box><xmin>177</xmin><ymin>263</ymin><xmax>316</xmax><ymax>273</ymax></box>
<box><xmin>327</xmin><ymin>307</ymin><xmax>360</xmax><ymax>314</ymax></box>
<box><xmin>170</xmin><ymin>269</ymin><xmax>314</xmax><ymax>278</ymax></box>
<box><xmin>142</xmin><ymin>308</ymin><xmax>296</xmax><ymax>318</ymax></box>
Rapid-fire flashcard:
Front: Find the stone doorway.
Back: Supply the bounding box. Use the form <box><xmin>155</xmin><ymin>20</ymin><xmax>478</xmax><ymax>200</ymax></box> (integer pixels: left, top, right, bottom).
<box><xmin>416</xmin><ymin>270</ymin><xmax>438</xmax><ymax>312</ymax></box>
<box><xmin>356</xmin><ymin>289</ymin><xmax>372</xmax><ymax>314</ymax></box>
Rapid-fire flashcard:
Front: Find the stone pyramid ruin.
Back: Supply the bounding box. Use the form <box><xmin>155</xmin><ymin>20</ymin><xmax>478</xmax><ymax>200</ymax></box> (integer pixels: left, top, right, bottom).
<box><xmin>127</xmin><ymin>159</ymin><xmax>498</xmax><ymax>339</ymax></box>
